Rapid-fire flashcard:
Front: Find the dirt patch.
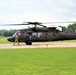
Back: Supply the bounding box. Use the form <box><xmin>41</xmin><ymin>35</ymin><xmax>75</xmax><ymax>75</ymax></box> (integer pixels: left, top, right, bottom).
<box><xmin>0</xmin><ymin>42</ymin><xmax>76</xmax><ymax>49</ymax></box>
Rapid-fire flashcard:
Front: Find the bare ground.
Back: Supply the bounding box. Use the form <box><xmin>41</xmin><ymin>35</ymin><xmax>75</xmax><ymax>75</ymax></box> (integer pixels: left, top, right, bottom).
<box><xmin>0</xmin><ymin>42</ymin><xmax>76</xmax><ymax>49</ymax></box>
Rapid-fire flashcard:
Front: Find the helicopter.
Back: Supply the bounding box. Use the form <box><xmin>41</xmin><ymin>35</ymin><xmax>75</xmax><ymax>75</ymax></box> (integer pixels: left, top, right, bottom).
<box><xmin>1</xmin><ymin>21</ymin><xmax>76</xmax><ymax>45</ymax></box>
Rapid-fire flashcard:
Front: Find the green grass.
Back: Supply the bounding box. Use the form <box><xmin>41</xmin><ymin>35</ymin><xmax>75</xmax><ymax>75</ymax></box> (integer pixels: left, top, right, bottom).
<box><xmin>0</xmin><ymin>36</ymin><xmax>11</xmax><ymax>44</ymax></box>
<box><xmin>0</xmin><ymin>48</ymin><xmax>76</xmax><ymax>75</ymax></box>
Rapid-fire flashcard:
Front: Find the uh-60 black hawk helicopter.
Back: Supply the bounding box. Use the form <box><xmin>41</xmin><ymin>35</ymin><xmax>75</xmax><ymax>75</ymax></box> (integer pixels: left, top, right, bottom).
<box><xmin>1</xmin><ymin>21</ymin><xmax>76</xmax><ymax>45</ymax></box>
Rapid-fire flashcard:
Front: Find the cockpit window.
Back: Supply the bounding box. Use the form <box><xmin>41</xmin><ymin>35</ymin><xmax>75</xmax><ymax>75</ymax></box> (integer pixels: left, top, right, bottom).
<box><xmin>13</xmin><ymin>33</ymin><xmax>16</xmax><ymax>37</ymax></box>
<box><xmin>13</xmin><ymin>31</ymin><xmax>21</xmax><ymax>37</ymax></box>
<box><xmin>17</xmin><ymin>31</ymin><xmax>21</xmax><ymax>36</ymax></box>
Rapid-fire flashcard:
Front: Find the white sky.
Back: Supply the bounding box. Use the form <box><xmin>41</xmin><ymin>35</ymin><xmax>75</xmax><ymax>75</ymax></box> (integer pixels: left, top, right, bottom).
<box><xmin>0</xmin><ymin>0</ymin><xmax>76</xmax><ymax>30</ymax></box>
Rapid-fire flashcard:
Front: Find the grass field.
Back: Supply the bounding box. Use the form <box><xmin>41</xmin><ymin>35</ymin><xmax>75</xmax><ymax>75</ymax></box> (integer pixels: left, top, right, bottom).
<box><xmin>0</xmin><ymin>48</ymin><xmax>76</xmax><ymax>75</ymax></box>
<box><xmin>0</xmin><ymin>36</ymin><xmax>11</xmax><ymax>44</ymax></box>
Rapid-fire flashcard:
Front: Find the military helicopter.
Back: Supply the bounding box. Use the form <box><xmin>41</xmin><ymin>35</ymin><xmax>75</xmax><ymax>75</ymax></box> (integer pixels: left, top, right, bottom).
<box><xmin>1</xmin><ymin>21</ymin><xmax>76</xmax><ymax>45</ymax></box>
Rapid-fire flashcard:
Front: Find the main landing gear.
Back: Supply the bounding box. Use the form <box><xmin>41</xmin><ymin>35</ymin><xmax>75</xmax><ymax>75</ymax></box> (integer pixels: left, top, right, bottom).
<box><xmin>25</xmin><ymin>41</ymin><xmax>32</xmax><ymax>45</ymax></box>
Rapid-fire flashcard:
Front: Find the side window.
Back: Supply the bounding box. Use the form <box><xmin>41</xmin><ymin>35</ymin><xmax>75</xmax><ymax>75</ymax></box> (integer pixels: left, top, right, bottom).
<box><xmin>38</xmin><ymin>33</ymin><xmax>42</xmax><ymax>37</ymax></box>
<box><xmin>24</xmin><ymin>33</ymin><xmax>27</xmax><ymax>36</ymax></box>
<box><xmin>32</xmin><ymin>33</ymin><xmax>37</xmax><ymax>37</ymax></box>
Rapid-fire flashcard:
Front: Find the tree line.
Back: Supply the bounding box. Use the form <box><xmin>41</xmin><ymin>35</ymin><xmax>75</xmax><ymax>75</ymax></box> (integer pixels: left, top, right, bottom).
<box><xmin>0</xmin><ymin>23</ymin><xmax>76</xmax><ymax>37</ymax></box>
<box><xmin>60</xmin><ymin>23</ymin><xmax>76</xmax><ymax>33</ymax></box>
<box><xmin>0</xmin><ymin>29</ymin><xmax>17</xmax><ymax>37</ymax></box>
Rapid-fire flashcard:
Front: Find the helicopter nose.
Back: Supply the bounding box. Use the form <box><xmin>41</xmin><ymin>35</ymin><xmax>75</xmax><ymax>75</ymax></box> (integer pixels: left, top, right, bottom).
<box><xmin>7</xmin><ymin>37</ymin><xmax>15</xmax><ymax>42</ymax></box>
<box><xmin>7</xmin><ymin>38</ymin><xmax>11</xmax><ymax>41</ymax></box>
<box><xmin>7</xmin><ymin>37</ymin><xmax>14</xmax><ymax>42</ymax></box>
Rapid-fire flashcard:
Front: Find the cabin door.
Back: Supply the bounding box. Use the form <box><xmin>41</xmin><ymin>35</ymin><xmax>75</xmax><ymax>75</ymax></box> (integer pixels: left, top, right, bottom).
<box><xmin>25</xmin><ymin>33</ymin><xmax>32</xmax><ymax>41</ymax></box>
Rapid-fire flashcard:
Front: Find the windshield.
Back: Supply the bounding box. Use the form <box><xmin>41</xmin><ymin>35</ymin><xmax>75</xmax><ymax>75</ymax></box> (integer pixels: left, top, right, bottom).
<box><xmin>13</xmin><ymin>32</ymin><xmax>17</xmax><ymax>37</ymax></box>
<box><xmin>13</xmin><ymin>31</ymin><xmax>21</xmax><ymax>37</ymax></box>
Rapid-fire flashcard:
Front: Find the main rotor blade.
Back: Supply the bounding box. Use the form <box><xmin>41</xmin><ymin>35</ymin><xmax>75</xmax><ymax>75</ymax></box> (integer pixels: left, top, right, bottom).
<box><xmin>0</xmin><ymin>23</ymin><xmax>29</xmax><ymax>26</ymax></box>
<box><xmin>39</xmin><ymin>24</ymin><xmax>47</xmax><ymax>28</ymax></box>
<box><xmin>23</xmin><ymin>21</ymin><xmax>42</xmax><ymax>24</ymax></box>
<box><xmin>42</xmin><ymin>21</ymin><xmax>76</xmax><ymax>24</ymax></box>
<box><xmin>0</xmin><ymin>21</ymin><xmax>76</xmax><ymax>26</ymax></box>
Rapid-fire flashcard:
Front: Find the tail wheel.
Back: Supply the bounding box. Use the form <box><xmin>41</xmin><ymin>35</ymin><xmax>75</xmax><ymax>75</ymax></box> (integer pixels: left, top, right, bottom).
<box><xmin>26</xmin><ymin>41</ymin><xmax>32</xmax><ymax>45</ymax></box>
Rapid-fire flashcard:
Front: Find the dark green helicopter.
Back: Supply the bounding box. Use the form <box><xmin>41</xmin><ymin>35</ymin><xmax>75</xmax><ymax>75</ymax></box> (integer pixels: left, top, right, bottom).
<box><xmin>1</xmin><ymin>21</ymin><xmax>76</xmax><ymax>45</ymax></box>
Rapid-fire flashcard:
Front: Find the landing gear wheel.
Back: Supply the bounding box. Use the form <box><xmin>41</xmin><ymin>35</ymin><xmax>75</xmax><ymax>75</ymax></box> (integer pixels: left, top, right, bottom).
<box><xmin>26</xmin><ymin>41</ymin><xmax>32</xmax><ymax>45</ymax></box>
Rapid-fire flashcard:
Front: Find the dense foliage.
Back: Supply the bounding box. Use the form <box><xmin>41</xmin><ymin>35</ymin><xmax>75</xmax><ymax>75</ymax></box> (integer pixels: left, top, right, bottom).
<box><xmin>61</xmin><ymin>23</ymin><xmax>76</xmax><ymax>33</ymax></box>
<box><xmin>67</xmin><ymin>23</ymin><xmax>76</xmax><ymax>33</ymax></box>
<box><xmin>0</xmin><ymin>29</ymin><xmax>17</xmax><ymax>37</ymax></box>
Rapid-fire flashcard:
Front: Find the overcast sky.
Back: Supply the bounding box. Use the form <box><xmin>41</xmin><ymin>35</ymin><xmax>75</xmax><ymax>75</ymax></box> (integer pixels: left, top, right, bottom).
<box><xmin>0</xmin><ymin>0</ymin><xmax>76</xmax><ymax>29</ymax></box>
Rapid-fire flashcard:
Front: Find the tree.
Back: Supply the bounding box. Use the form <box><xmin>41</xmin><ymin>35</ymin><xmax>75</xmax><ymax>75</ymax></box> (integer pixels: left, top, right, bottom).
<box><xmin>67</xmin><ymin>23</ymin><xmax>76</xmax><ymax>33</ymax></box>
<box><xmin>58</xmin><ymin>26</ymin><xmax>67</xmax><ymax>32</ymax></box>
<box><xmin>0</xmin><ymin>29</ymin><xmax>17</xmax><ymax>37</ymax></box>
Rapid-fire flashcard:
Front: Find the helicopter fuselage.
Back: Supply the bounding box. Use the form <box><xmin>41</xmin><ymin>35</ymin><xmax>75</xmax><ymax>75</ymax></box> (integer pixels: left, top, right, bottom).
<box><xmin>7</xmin><ymin>27</ymin><xmax>76</xmax><ymax>45</ymax></box>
